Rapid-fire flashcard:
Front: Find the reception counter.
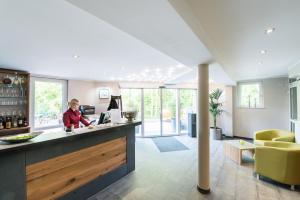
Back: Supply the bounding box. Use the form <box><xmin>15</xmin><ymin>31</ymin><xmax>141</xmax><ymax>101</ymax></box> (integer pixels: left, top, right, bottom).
<box><xmin>0</xmin><ymin>121</ymin><xmax>141</xmax><ymax>200</ymax></box>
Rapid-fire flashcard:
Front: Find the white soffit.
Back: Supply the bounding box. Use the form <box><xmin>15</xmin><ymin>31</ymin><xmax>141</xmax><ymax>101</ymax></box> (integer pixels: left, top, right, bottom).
<box><xmin>169</xmin><ymin>0</ymin><xmax>300</xmax><ymax>81</ymax></box>
<box><xmin>166</xmin><ymin>63</ymin><xmax>236</xmax><ymax>86</ymax></box>
<box><xmin>66</xmin><ymin>0</ymin><xmax>213</xmax><ymax>66</ymax></box>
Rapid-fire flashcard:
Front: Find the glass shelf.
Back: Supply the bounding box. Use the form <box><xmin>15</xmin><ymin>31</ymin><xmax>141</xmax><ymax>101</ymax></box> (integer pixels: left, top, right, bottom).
<box><xmin>0</xmin><ymin>96</ymin><xmax>27</xmax><ymax>98</ymax></box>
<box><xmin>0</xmin><ymin>105</ymin><xmax>27</xmax><ymax>106</ymax></box>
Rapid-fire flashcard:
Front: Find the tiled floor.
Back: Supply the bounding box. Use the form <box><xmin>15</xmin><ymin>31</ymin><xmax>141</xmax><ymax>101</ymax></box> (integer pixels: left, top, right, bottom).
<box><xmin>88</xmin><ymin>136</ymin><xmax>300</xmax><ymax>200</ymax></box>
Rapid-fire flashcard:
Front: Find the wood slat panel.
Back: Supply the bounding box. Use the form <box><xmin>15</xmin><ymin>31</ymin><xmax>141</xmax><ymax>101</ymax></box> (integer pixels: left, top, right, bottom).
<box><xmin>26</xmin><ymin>137</ymin><xmax>127</xmax><ymax>200</ymax></box>
<box><xmin>27</xmin><ymin>137</ymin><xmax>126</xmax><ymax>181</ymax></box>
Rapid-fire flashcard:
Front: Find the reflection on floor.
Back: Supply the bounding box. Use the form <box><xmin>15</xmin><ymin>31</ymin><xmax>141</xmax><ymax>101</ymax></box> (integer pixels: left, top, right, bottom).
<box><xmin>88</xmin><ymin>135</ymin><xmax>300</xmax><ymax>200</ymax></box>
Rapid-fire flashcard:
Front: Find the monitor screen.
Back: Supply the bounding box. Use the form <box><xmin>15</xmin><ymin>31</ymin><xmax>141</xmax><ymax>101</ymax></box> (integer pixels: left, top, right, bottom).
<box><xmin>98</xmin><ymin>112</ymin><xmax>110</xmax><ymax>124</ymax></box>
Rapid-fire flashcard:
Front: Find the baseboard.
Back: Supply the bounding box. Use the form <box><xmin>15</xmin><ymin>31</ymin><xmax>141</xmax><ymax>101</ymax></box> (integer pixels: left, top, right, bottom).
<box><xmin>223</xmin><ymin>135</ymin><xmax>253</xmax><ymax>141</ymax></box>
<box><xmin>197</xmin><ymin>185</ymin><xmax>210</xmax><ymax>194</ymax></box>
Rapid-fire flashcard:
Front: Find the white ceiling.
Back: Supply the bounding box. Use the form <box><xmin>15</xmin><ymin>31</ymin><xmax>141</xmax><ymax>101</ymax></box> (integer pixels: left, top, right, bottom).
<box><xmin>169</xmin><ymin>0</ymin><xmax>300</xmax><ymax>81</ymax></box>
<box><xmin>0</xmin><ymin>0</ymin><xmax>226</xmax><ymax>84</ymax></box>
<box><xmin>4</xmin><ymin>0</ymin><xmax>289</xmax><ymax>84</ymax></box>
<box><xmin>0</xmin><ymin>0</ymin><xmax>196</xmax><ymax>82</ymax></box>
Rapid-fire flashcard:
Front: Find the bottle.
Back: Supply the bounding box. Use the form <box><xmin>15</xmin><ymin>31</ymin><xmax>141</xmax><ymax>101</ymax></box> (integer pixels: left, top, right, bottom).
<box><xmin>23</xmin><ymin>117</ymin><xmax>28</xmax><ymax>127</ymax></box>
<box><xmin>17</xmin><ymin>114</ymin><xmax>23</xmax><ymax>127</ymax></box>
<box><xmin>0</xmin><ymin>115</ymin><xmax>4</xmax><ymax>130</ymax></box>
<box><xmin>5</xmin><ymin>116</ymin><xmax>11</xmax><ymax>129</ymax></box>
<box><xmin>12</xmin><ymin>115</ymin><xmax>18</xmax><ymax>128</ymax></box>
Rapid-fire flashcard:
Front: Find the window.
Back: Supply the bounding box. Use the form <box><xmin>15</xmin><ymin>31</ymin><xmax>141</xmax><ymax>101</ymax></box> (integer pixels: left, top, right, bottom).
<box><xmin>179</xmin><ymin>89</ymin><xmax>197</xmax><ymax>133</ymax></box>
<box><xmin>121</xmin><ymin>88</ymin><xmax>197</xmax><ymax>137</ymax></box>
<box><xmin>30</xmin><ymin>77</ymin><xmax>67</xmax><ymax>130</ymax></box>
<box><xmin>121</xmin><ymin>89</ymin><xmax>142</xmax><ymax>136</ymax></box>
<box><xmin>237</xmin><ymin>81</ymin><xmax>264</xmax><ymax>108</ymax></box>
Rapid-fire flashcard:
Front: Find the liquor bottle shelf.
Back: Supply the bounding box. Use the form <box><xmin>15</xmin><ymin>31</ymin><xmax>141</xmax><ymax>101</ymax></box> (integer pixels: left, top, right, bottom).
<box><xmin>0</xmin><ymin>68</ymin><xmax>30</xmax><ymax>137</ymax></box>
<box><xmin>0</xmin><ymin>126</ymin><xmax>30</xmax><ymax>136</ymax></box>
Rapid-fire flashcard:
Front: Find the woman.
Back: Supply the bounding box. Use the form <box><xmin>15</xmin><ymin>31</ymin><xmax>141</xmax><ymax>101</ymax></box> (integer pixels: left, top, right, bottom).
<box><xmin>63</xmin><ymin>99</ymin><xmax>94</xmax><ymax>129</ymax></box>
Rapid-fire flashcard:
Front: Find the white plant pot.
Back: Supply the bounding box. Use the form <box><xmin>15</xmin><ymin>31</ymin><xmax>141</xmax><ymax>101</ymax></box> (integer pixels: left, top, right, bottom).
<box><xmin>210</xmin><ymin>128</ymin><xmax>222</xmax><ymax>140</ymax></box>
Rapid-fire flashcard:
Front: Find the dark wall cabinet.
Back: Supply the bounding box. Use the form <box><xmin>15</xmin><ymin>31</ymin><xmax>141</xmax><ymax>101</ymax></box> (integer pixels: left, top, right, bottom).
<box><xmin>188</xmin><ymin>113</ymin><xmax>196</xmax><ymax>137</ymax></box>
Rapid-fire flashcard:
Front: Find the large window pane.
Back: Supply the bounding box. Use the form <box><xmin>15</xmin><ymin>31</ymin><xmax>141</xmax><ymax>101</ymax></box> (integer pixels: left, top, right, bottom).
<box><xmin>121</xmin><ymin>89</ymin><xmax>142</xmax><ymax>136</ymax></box>
<box><xmin>32</xmin><ymin>78</ymin><xmax>67</xmax><ymax>130</ymax></box>
<box><xmin>238</xmin><ymin>82</ymin><xmax>264</xmax><ymax>108</ymax></box>
<box><xmin>180</xmin><ymin>89</ymin><xmax>196</xmax><ymax>134</ymax></box>
<box><xmin>162</xmin><ymin>89</ymin><xmax>177</xmax><ymax>135</ymax></box>
<box><xmin>144</xmin><ymin>89</ymin><xmax>161</xmax><ymax>136</ymax></box>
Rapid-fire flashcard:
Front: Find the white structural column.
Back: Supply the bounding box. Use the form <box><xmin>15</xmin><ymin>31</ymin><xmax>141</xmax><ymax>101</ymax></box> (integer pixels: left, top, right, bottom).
<box><xmin>197</xmin><ymin>63</ymin><xmax>210</xmax><ymax>194</ymax></box>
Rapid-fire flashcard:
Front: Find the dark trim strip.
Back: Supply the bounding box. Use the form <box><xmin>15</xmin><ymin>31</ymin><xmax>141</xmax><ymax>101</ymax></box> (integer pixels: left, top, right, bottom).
<box><xmin>197</xmin><ymin>185</ymin><xmax>210</xmax><ymax>194</ymax></box>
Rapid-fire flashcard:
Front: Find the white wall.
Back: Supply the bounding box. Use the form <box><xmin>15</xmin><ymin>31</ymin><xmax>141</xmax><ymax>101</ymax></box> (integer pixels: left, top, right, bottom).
<box><xmin>209</xmin><ymin>83</ymin><xmax>234</xmax><ymax>137</ymax></box>
<box><xmin>68</xmin><ymin>80</ymin><xmax>120</xmax><ymax>113</ymax></box>
<box><xmin>68</xmin><ymin>80</ymin><xmax>96</xmax><ymax>106</ymax></box>
<box><xmin>233</xmin><ymin>77</ymin><xmax>289</xmax><ymax>138</ymax></box>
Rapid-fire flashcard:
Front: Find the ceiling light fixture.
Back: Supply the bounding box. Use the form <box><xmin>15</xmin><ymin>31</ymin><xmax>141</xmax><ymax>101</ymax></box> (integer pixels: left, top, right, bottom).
<box><xmin>168</xmin><ymin>67</ymin><xmax>174</xmax><ymax>71</ymax></box>
<box><xmin>73</xmin><ymin>55</ymin><xmax>80</xmax><ymax>58</ymax></box>
<box><xmin>260</xmin><ymin>50</ymin><xmax>267</xmax><ymax>54</ymax></box>
<box><xmin>265</xmin><ymin>27</ymin><xmax>275</xmax><ymax>35</ymax></box>
<box><xmin>258</xmin><ymin>61</ymin><xmax>263</xmax><ymax>65</ymax></box>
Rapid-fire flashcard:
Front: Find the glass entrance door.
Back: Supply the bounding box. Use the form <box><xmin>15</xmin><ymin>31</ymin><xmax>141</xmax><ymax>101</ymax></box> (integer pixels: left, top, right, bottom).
<box><xmin>162</xmin><ymin>89</ymin><xmax>178</xmax><ymax>135</ymax></box>
<box><xmin>143</xmin><ymin>89</ymin><xmax>161</xmax><ymax>137</ymax></box>
<box><xmin>179</xmin><ymin>89</ymin><xmax>197</xmax><ymax>134</ymax></box>
<box><xmin>121</xmin><ymin>88</ymin><xmax>197</xmax><ymax>137</ymax></box>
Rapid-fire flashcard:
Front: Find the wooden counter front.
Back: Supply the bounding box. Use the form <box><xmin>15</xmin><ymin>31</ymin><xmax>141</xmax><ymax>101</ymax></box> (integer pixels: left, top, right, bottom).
<box><xmin>26</xmin><ymin>137</ymin><xmax>126</xmax><ymax>200</ymax></box>
<box><xmin>0</xmin><ymin>121</ymin><xmax>141</xmax><ymax>200</ymax></box>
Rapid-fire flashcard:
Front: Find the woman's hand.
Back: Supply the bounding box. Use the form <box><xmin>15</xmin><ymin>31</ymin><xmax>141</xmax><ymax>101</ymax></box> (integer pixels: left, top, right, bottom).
<box><xmin>88</xmin><ymin>125</ymin><xmax>94</xmax><ymax>129</ymax></box>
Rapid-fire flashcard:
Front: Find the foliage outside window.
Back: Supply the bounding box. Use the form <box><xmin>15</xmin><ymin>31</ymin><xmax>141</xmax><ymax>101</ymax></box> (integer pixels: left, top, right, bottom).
<box><xmin>162</xmin><ymin>89</ymin><xmax>176</xmax><ymax>121</ymax></box>
<box><xmin>31</xmin><ymin>78</ymin><xmax>67</xmax><ymax>129</ymax></box>
<box><xmin>121</xmin><ymin>89</ymin><xmax>141</xmax><ymax>120</ymax></box>
<box><xmin>143</xmin><ymin>89</ymin><xmax>161</xmax><ymax>119</ymax></box>
<box><xmin>238</xmin><ymin>81</ymin><xmax>264</xmax><ymax>108</ymax></box>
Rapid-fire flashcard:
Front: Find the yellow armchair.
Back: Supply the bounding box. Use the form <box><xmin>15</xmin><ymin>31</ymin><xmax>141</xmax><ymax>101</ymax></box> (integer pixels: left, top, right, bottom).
<box><xmin>255</xmin><ymin>141</ymin><xmax>300</xmax><ymax>189</ymax></box>
<box><xmin>254</xmin><ymin>129</ymin><xmax>295</xmax><ymax>146</ymax></box>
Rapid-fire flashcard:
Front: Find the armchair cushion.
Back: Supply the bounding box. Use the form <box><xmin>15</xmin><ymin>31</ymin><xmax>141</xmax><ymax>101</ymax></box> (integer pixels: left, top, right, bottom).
<box><xmin>255</xmin><ymin>141</ymin><xmax>300</xmax><ymax>185</ymax></box>
<box><xmin>254</xmin><ymin>129</ymin><xmax>295</xmax><ymax>145</ymax></box>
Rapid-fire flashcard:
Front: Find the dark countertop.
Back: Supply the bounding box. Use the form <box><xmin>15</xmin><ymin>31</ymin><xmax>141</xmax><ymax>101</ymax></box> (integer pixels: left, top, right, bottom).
<box><xmin>0</xmin><ymin>121</ymin><xmax>141</xmax><ymax>155</ymax></box>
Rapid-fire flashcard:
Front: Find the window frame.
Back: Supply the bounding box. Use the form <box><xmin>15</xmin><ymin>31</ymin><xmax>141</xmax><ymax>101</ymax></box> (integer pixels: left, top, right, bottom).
<box><xmin>237</xmin><ymin>81</ymin><xmax>264</xmax><ymax>109</ymax></box>
<box><xmin>30</xmin><ymin>76</ymin><xmax>68</xmax><ymax>130</ymax></box>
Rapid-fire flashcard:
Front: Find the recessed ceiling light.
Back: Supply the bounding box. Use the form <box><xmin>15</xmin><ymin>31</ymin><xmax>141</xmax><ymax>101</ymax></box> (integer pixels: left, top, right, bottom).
<box><xmin>73</xmin><ymin>55</ymin><xmax>80</xmax><ymax>58</ymax></box>
<box><xmin>176</xmin><ymin>64</ymin><xmax>184</xmax><ymax>68</ymax></box>
<box><xmin>260</xmin><ymin>50</ymin><xmax>267</xmax><ymax>54</ymax></box>
<box><xmin>258</xmin><ymin>61</ymin><xmax>263</xmax><ymax>65</ymax></box>
<box><xmin>265</xmin><ymin>27</ymin><xmax>275</xmax><ymax>35</ymax></box>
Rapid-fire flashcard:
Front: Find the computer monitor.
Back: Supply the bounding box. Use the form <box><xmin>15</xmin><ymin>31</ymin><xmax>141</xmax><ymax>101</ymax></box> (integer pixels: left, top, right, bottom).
<box><xmin>98</xmin><ymin>112</ymin><xmax>110</xmax><ymax>124</ymax></box>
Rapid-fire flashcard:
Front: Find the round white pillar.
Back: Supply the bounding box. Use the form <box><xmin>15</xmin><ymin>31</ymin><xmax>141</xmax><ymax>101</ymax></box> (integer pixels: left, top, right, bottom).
<box><xmin>197</xmin><ymin>63</ymin><xmax>210</xmax><ymax>194</ymax></box>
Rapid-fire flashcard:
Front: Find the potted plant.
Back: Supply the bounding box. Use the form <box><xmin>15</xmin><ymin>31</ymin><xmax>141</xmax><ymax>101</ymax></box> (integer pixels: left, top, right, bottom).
<box><xmin>209</xmin><ymin>89</ymin><xmax>224</xmax><ymax>140</ymax></box>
